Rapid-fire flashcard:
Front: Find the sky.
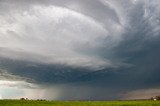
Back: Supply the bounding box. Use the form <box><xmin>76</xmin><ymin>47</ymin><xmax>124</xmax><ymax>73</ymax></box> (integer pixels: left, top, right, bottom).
<box><xmin>0</xmin><ymin>0</ymin><xmax>160</xmax><ymax>100</ymax></box>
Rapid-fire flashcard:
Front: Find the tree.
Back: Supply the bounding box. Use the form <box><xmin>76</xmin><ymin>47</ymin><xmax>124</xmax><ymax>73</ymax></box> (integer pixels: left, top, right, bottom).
<box><xmin>155</xmin><ymin>96</ymin><xmax>160</xmax><ymax>100</ymax></box>
<box><xmin>20</xmin><ymin>98</ymin><xmax>25</xmax><ymax>100</ymax></box>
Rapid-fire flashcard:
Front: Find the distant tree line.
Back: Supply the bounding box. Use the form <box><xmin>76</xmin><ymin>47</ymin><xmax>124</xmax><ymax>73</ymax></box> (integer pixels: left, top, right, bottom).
<box><xmin>20</xmin><ymin>98</ymin><xmax>46</xmax><ymax>101</ymax></box>
<box><xmin>150</xmin><ymin>96</ymin><xmax>160</xmax><ymax>101</ymax></box>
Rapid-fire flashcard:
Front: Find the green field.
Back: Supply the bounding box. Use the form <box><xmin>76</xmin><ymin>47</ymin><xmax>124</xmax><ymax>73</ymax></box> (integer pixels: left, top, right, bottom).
<box><xmin>0</xmin><ymin>100</ymin><xmax>160</xmax><ymax>106</ymax></box>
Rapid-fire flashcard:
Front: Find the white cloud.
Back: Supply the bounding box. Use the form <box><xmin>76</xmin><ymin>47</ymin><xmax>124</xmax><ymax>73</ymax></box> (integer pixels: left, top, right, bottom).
<box><xmin>0</xmin><ymin>94</ymin><xmax>2</xmax><ymax>99</ymax></box>
<box><xmin>0</xmin><ymin>80</ymin><xmax>42</xmax><ymax>99</ymax></box>
<box><xmin>0</xmin><ymin>80</ymin><xmax>37</xmax><ymax>88</ymax></box>
<box><xmin>0</xmin><ymin>5</ymin><xmax>113</xmax><ymax>70</ymax></box>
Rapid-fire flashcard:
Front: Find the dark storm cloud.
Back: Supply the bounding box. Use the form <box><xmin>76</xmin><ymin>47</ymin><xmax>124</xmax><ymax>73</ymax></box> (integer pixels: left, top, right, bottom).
<box><xmin>0</xmin><ymin>0</ymin><xmax>160</xmax><ymax>100</ymax></box>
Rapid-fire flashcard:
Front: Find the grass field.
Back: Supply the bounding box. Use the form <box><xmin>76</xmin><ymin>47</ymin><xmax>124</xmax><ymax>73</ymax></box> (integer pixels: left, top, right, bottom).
<box><xmin>0</xmin><ymin>100</ymin><xmax>160</xmax><ymax>106</ymax></box>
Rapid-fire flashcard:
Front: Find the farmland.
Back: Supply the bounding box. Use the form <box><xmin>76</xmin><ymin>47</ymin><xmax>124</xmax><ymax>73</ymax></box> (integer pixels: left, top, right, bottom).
<box><xmin>0</xmin><ymin>100</ymin><xmax>160</xmax><ymax>106</ymax></box>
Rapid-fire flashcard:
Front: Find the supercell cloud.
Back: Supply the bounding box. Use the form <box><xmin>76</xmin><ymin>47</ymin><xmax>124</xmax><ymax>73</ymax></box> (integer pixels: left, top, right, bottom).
<box><xmin>0</xmin><ymin>0</ymin><xmax>160</xmax><ymax>100</ymax></box>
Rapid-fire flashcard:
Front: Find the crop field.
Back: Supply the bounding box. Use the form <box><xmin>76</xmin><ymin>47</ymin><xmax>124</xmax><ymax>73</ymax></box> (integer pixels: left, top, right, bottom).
<box><xmin>0</xmin><ymin>100</ymin><xmax>160</xmax><ymax>106</ymax></box>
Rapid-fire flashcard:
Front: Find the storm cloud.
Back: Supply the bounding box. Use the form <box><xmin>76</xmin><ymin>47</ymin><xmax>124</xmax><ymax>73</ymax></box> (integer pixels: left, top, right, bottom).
<box><xmin>0</xmin><ymin>0</ymin><xmax>160</xmax><ymax>100</ymax></box>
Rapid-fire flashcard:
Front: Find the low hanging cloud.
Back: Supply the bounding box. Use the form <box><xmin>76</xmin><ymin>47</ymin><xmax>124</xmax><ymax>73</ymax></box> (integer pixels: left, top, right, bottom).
<box><xmin>0</xmin><ymin>80</ymin><xmax>36</xmax><ymax>89</ymax></box>
<box><xmin>123</xmin><ymin>88</ymin><xmax>160</xmax><ymax>100</ymax></box>
<box><xmin>0</xmin><ymin>0</ymin><xmax>160</xmax><ymax>100</ymax></box>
